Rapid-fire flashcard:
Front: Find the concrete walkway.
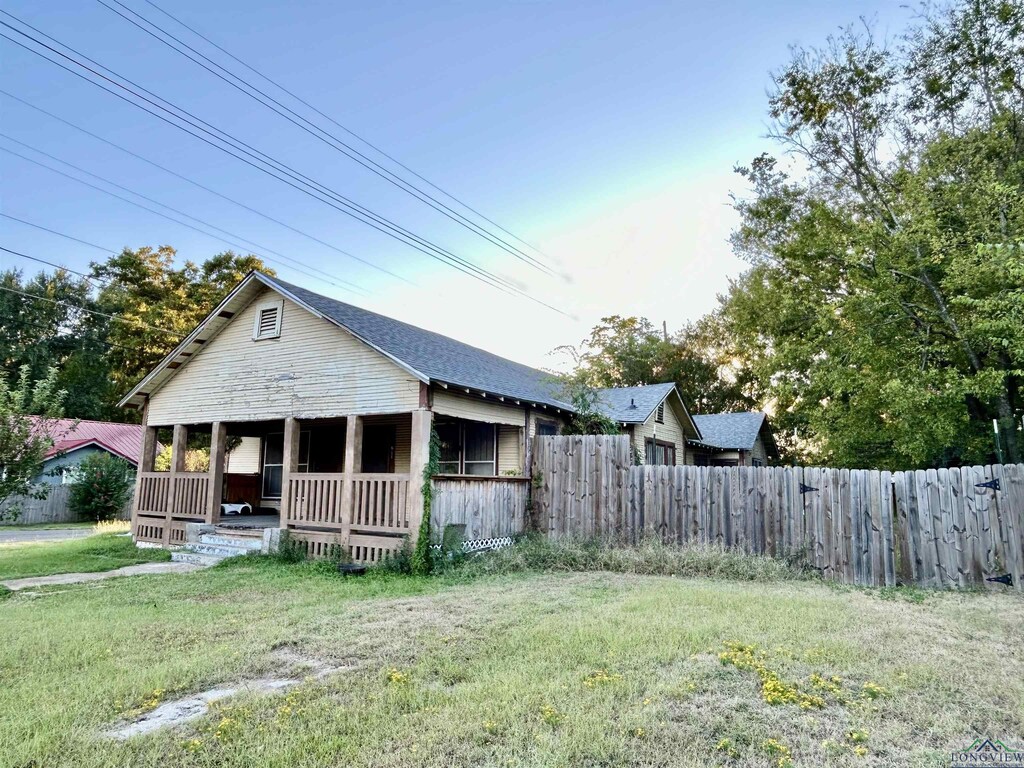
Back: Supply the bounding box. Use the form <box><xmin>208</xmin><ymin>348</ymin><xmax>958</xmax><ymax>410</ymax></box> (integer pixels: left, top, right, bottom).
<box><xmin>0</xmin><ymin>527</ymin><xmax>95</xmax><ymax>544</ymax></box>
<box><xmin>1</xmin><ymin>561</ymin><xmax>205</xmax><ymax>591</ymax></box>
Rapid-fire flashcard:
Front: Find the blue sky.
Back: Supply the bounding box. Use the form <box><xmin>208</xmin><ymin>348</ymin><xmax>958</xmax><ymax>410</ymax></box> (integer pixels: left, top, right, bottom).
<box><xmin>1</xmin><ymin>0</ymin><xmax>909</xmax><ymax>369</ymax></box>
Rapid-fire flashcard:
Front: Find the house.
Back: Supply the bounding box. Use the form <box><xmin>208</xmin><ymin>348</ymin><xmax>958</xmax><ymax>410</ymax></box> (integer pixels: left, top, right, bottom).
<box><xmin>118</xmin><ymin>270</ymin><xmax>747</xmax><ymax>558</ymax></box>
<box><xmin>688</xmin><ymin>412</ymin><xmax>779</xmax><ymax>467</ymax></box>
<box><xmin>594</xmin><ymin>383</ymin><xmax>699</xmax><ymax>465</ymax></box>
<box><xmin>33</xmin><ymin>417</ymin><xmax>150</xmax><ymax>485</ymax></box>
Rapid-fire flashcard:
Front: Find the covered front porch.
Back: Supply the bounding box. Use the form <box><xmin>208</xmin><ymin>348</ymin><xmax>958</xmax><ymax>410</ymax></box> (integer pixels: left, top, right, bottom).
<box><xmin>131</xmin><ymin>409</ymin><xmax>431</xmax><ymax>562</ymax></box>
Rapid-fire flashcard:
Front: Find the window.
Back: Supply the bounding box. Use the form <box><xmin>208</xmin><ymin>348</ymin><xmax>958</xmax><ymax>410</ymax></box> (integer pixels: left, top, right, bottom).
<box><xmin>655</xmin><ymin>402</ymin><xmax>665</xmax><ymax>424</ymax></box>
<box><xmin>644</xmin><ymin>439</ymin><xmax>676</xmax><ymax>466</ymax></box>
<box><xmin>252</xmin><ymin>300</ymin><xmax>283</xmax><ymax>340</ymax></box>
<box><xmin>752</xmin><ymin>458</ymin><xmax>764</xmax><ymax>467</ymax></box>
<box><xmin>261</xmin><ymin>430</ymin><xmax>310</xmax><ymax>498</ymax></box>
<box><xmin>435</xmin><ymin>420</ymin><xmax>496</xmax><ymax>475</ymax></box>
<box><xmin>463</xmin><ymin>422</ymin><xmax>496</xmax><ymax>475</ymax></box>
<box><xmin>536</xmin><ymin>420</ymin><xmax>559</xmax><ymax>436</ymax></box>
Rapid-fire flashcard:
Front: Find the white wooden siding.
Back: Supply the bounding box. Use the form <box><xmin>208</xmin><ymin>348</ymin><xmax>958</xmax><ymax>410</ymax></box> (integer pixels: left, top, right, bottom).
<box><xmin>497</xmin><ymin>424</ymin><xmax>524</xmax><ymax>474</ymax></box>
<box><xmin>225</xmin><ymin>436</ymin><xmax>261</xmax><ymax>473</ymax></box>
<box><xmin>432</xmin><ymin>389</ymin><xmax>527</xmax><ymax>426</ymax></box>
<box><xmin>630</xmin><ymin>397</ymin><xmax>687</xmax><ymax>465</ymax></box>
<box><xmin>147</xmin><ymin>288</ymin><xmax>422</xmax><ymax>425</ymax></box>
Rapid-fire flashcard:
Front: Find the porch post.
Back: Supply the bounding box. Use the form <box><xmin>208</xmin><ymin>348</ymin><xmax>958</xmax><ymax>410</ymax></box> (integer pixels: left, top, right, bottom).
<box><xmin>206</xmin><ymin>421</ymin><xmax>227</xmax><ymax>525</ymax></box>
<box><xmin>339</xmin><ymin>415</ymin><xmax>363</xmax><ymax>544</ymax></box>
<box><xmin>130</xmin><ymin>400</ymin><xmax>157</xmax><ymax>539</ymax></box>
<box><xmin>406</xmin><ymin>408</ymin><xmax>433</xmax><ymax>542</ymax></box>
<box><xmin>164</xmin><ymin>423</ymin><xmax>188</xmax><ymax>545</ymax></box>
<box><xmin>280</xmin><ymin>417</ymin><xmax>300</xmax><ymax>525</ymax></box>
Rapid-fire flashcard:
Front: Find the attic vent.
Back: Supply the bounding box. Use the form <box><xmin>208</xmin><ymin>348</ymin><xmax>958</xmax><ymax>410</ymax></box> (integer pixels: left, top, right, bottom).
<box><xmin>253</xmin><ymin>301</ymin><xmax>283</xmax><ymax>340</ymax></box>
<box><xmin>655</xmin><ymin>402</ymin><xmax>665</xmax><ymax>424</ymax></box>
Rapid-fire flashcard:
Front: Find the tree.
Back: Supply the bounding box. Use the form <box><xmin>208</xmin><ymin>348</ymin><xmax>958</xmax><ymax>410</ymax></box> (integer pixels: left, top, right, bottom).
<box><xmin>724</xmin><ymin>0</ymin><xmax>1024</xmax><ymax>468</ymax></box>
<box><xmin>92</xmin><ymin>247</ymin><xmax>274</xmax><ymax>408</ymax></box>
<box><xmin>0</xmin><ymin>269</ymin><xmax>115</xmax><ymax>421</ymax></box>
<box><xmin>67</xmin><ymin>452</ymin><xmax>136</xmax><ymax>522</ymax></box>
<box><xmin>558</xmin><ymin>373</ymin><xmax>621</xmax><ymax>436</ymax></box>
<box><xmin>559</xmin><ymin>315</ymin><xmax>754</xmax><ymax>415</ymax></box>
<box><xmin>0</xmin><ymin>365</ymin><xmax>68</xmax><ymax>517</ymax></box>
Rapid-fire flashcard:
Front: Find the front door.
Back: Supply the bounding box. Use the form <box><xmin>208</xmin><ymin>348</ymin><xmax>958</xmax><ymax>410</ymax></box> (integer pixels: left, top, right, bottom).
<box><xmin>362</xmin><ymin>425</ymin><xmax>396</xmax><ymax>473</ymax></box>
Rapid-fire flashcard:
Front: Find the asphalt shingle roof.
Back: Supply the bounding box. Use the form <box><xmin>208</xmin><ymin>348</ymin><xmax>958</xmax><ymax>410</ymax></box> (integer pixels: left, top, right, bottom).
<box><xmin>691</xmin><ymin>412</ymin><xmax>767</xmax><ymax>450</ymax></box>
<box><xmin>265</xmin><ymin>275</ymin><xmax>574</xmax><ymax>410</ymax></box>
<box><xmin>592</xmin><ymin>383</ymin><xmax>676</xmax><ymax>423</ymax></box>
<box><xmin>35</xmin><ymin>417</ymin><xmax>150</xmax><ymax>465</ymax></box>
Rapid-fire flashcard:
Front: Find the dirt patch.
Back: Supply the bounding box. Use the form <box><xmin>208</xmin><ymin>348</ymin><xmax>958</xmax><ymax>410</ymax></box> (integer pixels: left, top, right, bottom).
<box><xmin>102</xmin><ymin>648</ymin><xmax>356</xmax><ymax>740</ymax></box>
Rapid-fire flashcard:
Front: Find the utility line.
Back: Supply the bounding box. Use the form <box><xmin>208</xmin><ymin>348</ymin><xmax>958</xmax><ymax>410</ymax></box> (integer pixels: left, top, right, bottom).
<box><xmin>100</xmin><ymin>0</ymin><xmax>556</xmax><ymax>277</ymax></box>
<box><xmin>0</xmin><ymin>14</ymin><xmax>562</xmax><ymax>311</ymax></box>
<box><xmin>0</xmin><ymin>139</ymin><xmax>366</xmax><ymax>296</ymax></box>
<box><xmin>0</xmin><ymin>260</ymin><xmax>181</xmax><ymax>336</ymax></box>
<box><xmin>0</xmin><ymin>212</ymin><xmax>115</xmax><ymax>254</ymax></box>
<box><xmin>0</xmin><ymin>90</ymin><xmax>402</xmax><ymax>284</ymax></box>
<box><xmin>139</xmin><ymin>0</ymin><xmax>556</xmax><ymax>267</ymax></box>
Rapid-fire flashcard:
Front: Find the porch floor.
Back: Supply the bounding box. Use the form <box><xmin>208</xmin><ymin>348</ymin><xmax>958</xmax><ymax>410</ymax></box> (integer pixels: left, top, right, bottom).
<box><xmin>216</xmin><ymin>514</ymin><xmax>280</xmax><ymax>530</ymax></box>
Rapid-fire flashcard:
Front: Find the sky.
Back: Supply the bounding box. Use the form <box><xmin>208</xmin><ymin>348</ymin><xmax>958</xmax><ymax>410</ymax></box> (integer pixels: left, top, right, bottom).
<box><xmin>1</xmin><ymin>0</ymin><xmax>912</xmax><ymax>371</ymax></box>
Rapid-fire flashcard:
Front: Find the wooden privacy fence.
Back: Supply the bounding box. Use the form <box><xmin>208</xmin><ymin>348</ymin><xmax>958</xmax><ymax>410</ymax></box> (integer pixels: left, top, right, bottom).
<box><xmin>0</xmin><ymin>484</ymin><xmax>131</xmax><ymax>525</ymax></box>
<box><xmin>532</xmin><ymin>435</ymin><xmax>1024</xmax><ymax>591</ymax></box>
<box><xmin>431</xmin><ymin>476</ymin><xmax>530</xmax><ymax>541</ymax></box>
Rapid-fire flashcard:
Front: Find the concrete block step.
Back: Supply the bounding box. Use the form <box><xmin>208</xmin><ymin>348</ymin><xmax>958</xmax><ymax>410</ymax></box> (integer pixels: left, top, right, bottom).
<box><xmin>170</xmin><ymin>551</ymin><xmax>224</xmax><ymax>567</ymax></box>
<box><xmin>199</xmin><ymin>534</ymin><xmax>263</xmax><ymax>550</ymax></box>
<box><xmin>213</xmin><ymin>526</ymin><xmax>265</xmax><ymax>539</ymax></box>
<box><xmin>187</xmin><ymin>543</ymin><xmax>252</xmax><ymax>558</ymax></box>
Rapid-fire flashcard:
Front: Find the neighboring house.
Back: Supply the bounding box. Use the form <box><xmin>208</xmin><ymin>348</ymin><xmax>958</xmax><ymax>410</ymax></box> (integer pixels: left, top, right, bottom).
<box><xmin>594</xmin><ymin>383</ymin><xmax>699</xmax><ymax>465</ymax></box>
<box><xmin>688</xmin><ymin>412</ymin><xmax>780</xmax><ymax>467</ymax></box>
<box><xmin>34</xmin><ymin>418</ymin><xmax>150</xmax><ymax>485</ymax></box>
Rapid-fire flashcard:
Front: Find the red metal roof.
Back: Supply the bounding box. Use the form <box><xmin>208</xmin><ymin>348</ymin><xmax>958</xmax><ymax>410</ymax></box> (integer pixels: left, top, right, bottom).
<box><xmin>35</xmin><ymin>418</ymin><xmax>148</xmax><ymax>465</ymax></box>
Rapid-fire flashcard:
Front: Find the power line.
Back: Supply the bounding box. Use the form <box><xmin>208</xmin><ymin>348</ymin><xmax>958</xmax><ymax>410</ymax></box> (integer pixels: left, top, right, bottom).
<box><xmin>139</xmin><ymin>0</ymin><xmax>557</xmax><ymax>267</ymax></box>
<box><xmin>0</xmin><ymin>14</ymin><xmax>563</xmax><ymax>312</ymax></box>
<box><xmin>0</xmin><ymin>258</ymin><xmax>181</xmax><ymax>336</ymax></box>
<box><xmin>100</xmin><ymin>0</ymin><xmax>557</xmax><ymax>277</ymax></box>
<box><xmin>0</xmin><ymin>212</ymin><xmax>115</xmax><ymax>253</ymax></box>
<box><xmin>0</xmin><ymin>90</ymin><xmax>406</xmax><ymax>285</ymax></box>
<box><xmin>0</xmin><ymin>138</ymin><xmax>367</xmax><ymax>296</ymax></box>
<box><xmin>0</xmin><ymin>240</ymin><xmax>108</xmax><ymax>285</ymax></box>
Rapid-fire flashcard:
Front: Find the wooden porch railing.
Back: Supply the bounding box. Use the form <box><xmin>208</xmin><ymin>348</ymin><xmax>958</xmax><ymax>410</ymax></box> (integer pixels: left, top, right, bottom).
<box><xmin>285</xmin><ymin>473</ymin><xmax>412</xmax><ymax>534</ymax></box>
<box><xmin>352</xmin><ymin>473</ymin><xmax>411</xmax><ymax>532</ymax></box>
<box><xmin>133</xmin><ymin>471</ymin><xmax>211</xmax><ymax>545</ymax></box>
<box><xmin>288</xmin><ymin>473</ymin><xmax>347</xmax><ymax>526</ymax></box>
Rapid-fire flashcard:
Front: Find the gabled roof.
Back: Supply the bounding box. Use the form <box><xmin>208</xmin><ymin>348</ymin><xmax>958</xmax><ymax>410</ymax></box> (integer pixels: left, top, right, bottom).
<box><xmin>119</xmin><ymin>271</ymin><xmax>573</xmax><ymax>411</ymax></box>
<box><xmin>690</xmin><ymin>412</ymin><xmax>771</xmax><ymax>451</ymax></box>
<box><xmin>35</xmin><ymin>418</ymin><xmax>149</xmax><ymax>465</ymax></box>
<box><xmin>264</xmin><ymin>275</ymin><xmax>573</xmax><ymax>409</ymax></box>
<box><xmin>593</xmin><ymin>383</ymin><xmax>676</xmax><ymax>423</ymax></box>
<box><xmin>593</xmin><ymin>382</ymin><xmax>701</xmax><ymax>438</ymax></box>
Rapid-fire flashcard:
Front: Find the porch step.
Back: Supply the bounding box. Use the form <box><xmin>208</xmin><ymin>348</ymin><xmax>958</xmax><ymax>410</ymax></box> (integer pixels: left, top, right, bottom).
<box><xmin>188</xmin><ymin>542</ymin><xmax>254</xmax><ymax>558</ymax></box>
<box><xmin>170</xmin><ymin>551</ymin><xmax>225</xmax><ymax>567</ymax></box>
<box><xmin>199</xmin><ymin>533</ymin><xmax>263</xmax><ymax>550</ymax></box>
<box><xmin>213</xmin><ymin>526</ymin><xmax>266</xmax><ymax>538</ymax></box>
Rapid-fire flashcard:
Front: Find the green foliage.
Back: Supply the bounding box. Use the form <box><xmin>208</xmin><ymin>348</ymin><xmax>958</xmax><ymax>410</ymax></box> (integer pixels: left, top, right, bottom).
<box><xmin>558</xmin><ymin>374</ymin><xmax>621</xmax><ymax>436</ymax></box>
<box><xmin>723</xmin><ymin>1</ymin><xmax>1024</xmax><ymax>468</ymax></box>
<box><xmin>559</xmin><ymin>315</ymin><xmax>754</xmax><ymax>416</ymax></box>
<box><xmin>271</xmin><ymin>530</ymin><xmax>310</xmax><ymax>564</ymax></box>
<box><xmin>450</xmin><ymin>533</ymin><xmax>817</xmax><ymax>582</ymax></box>
<box><xmin>0</xmin><ymin>365</ymin><xmax>67</xmax><ymax>514</ymax></box>
<box><xmin>67</xmin><ymin>452</ymin><xmax>135</xmax><ymax>522</ymax></box>
<box><xmin>411</xmin><ymin>426</ymin><xmax>441</xmax><ymax>575</ymax></box>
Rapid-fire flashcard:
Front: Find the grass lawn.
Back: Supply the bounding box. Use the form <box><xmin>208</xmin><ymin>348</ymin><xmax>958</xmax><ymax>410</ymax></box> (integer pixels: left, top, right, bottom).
<box><xmin>0</xmin><ymin>532</ymin><xmax>171</xmax><ymax>581</ymax></box>
<box><xmin>0</xmin><ymin>556</ymin><xmax>1021</xmax><ymax>767</ymax></box>
<box><xmin>0</xmin><ymin>521</ymin><xmax>99</xmax><ymax>530</ymax></box>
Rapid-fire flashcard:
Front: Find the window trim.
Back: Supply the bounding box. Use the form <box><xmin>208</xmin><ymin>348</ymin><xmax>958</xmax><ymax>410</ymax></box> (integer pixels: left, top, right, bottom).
<box><xmin>435</xmin><ymin>419</ymin><xmax>497</xmax><ymax>476</ymax></box>
<box><xmin>252</xmin><ymin>299</ymin><xmax>284</xmax><ymax>341</ymax></box>
<box><xmin>644</xmin><ymin>437</ymin><xmax>676</xmax><ymax>466</ymax></box>
<box><xmin>261</xmin><ymin>430</ymin><xmax>310</xmax><ymax>499</ymax></box>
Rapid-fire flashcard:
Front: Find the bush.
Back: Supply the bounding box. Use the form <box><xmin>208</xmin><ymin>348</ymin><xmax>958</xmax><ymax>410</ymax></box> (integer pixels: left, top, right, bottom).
<box><xmin>67</xmin><ymin>453</ymin><xmax>135</xmax><ymax>522</ymax></box>
<box><xmin>450</xmin><ymin>533</ymin><xmax>818</xmax><ymax>582</ymax></box>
